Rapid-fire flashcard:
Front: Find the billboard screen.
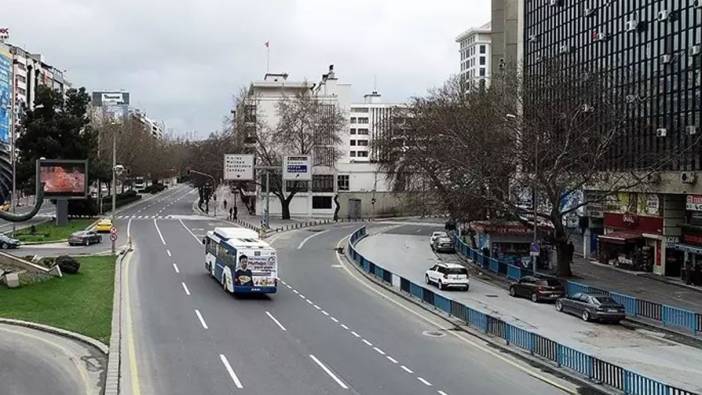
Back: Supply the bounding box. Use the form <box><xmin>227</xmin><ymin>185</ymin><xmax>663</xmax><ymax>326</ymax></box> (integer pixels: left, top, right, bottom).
<box><xmin>37</xmin><ymin>160</ymin><xmax>88</xmax><ymax>199</ymax></box>
<box><xmin>0</xmin><ymin>45</ymin><xmax>11</xmax><ymax>144</ymax></box>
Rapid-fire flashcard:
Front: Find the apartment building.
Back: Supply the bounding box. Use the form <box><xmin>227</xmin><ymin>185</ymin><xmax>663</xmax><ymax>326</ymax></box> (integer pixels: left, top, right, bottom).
<box><xmin>455</xmin><ymin>22</ymin><xmax>492</xmax><ymax>87</ymax></box>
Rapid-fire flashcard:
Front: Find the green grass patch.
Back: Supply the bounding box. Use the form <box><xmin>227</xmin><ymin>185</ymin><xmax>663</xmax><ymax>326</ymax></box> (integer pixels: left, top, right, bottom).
<box><xmin>14</xmin><ymin>219</ymin><xmax>95</xmax><ymax>243</ymax></box>
<box><xmin>0</xmin><ymin>256</ymin><xmax>115</xmax><ymax>344</ymax></box>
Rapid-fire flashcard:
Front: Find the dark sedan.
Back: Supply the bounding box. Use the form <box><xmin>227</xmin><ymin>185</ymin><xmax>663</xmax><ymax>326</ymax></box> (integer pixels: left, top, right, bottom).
<box><xmin>509</xmin><ymin>276</ymin><xmax>565</xmax><ymax>302</ymax></box>
<box><xmin>555</xmin><ymin>293</ymin><xmax>626</xmax><ymax>323</ymax></box>
<box><xmin>0</xmin><ymin>234</ymin><xmax>20</xmax><ymax>249</ymax></box>
<box><xmin>68</xmin><ymin>231</ymin><xmax>102</xmax><ymax>246</ymax></box>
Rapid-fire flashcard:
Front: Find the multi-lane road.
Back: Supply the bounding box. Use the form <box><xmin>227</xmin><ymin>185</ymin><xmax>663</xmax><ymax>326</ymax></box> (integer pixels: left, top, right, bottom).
<box><xmin>115</xmin><ymin>184</ymin><xmax>588</xmax><ymax>394</ymax></box>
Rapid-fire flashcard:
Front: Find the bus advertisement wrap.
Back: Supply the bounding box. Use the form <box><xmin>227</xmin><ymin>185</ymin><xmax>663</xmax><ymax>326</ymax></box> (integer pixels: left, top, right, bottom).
<box><xmin>235</xmin><ymin>253</ymin><xmax>277</xmax><ymax>288</ymax></box>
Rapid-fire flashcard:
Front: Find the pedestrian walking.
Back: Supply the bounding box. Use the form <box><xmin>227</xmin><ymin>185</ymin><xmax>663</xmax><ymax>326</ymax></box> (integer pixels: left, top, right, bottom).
<box><xmin>567</xmin><ymin>241</ymin><xmax>575</xmax><ymax>264</ymax></box>
<box><xmin>233</xmin><ymin>206</ymin><xmax>238</xmax><ymax>220</ymax></box>
<box><xmin>229</xmin><ymin>207</ymin><xmax>233</xmax><ymax>221</ymax></box>
<box><xmin>224</xmin><ymin>199</ymin><xmax>228</xmax><ymax>211</ymax></box>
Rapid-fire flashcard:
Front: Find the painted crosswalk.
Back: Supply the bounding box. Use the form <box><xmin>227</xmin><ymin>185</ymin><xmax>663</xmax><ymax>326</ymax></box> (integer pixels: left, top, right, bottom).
<box><xmin>114</xmin><ymin>214</ymin><xmax>212</xmax><ymax>221</ymax></box>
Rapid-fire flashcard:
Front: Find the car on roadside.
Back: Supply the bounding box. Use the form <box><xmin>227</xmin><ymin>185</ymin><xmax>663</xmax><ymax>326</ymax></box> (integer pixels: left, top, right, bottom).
<box><xmin>555</xmin><ymin>293</ymin><xmax>626</xmax><ymax>323</ymax></box>
<box><xmin>95</xmin><ymin>218</ymin><xmax>113</xmax><ymax>233</ymax></box>
<box><xmin>425</xmin><ymin>262</ymin><xmax>469</xmax><ymax>291</ymax></box>
<box><xmin>432</xmin><ymin>236</ymin><xmax>455</xmax><ymax>253</ymax></box>
<box><xmin>68</xmin><ymin>231</ymin><xmax>102</xmax><ymax>246</ymax></box>
<box><xmin>509</xmin><ymin>276</ymin><xmax>565</xmax><ymax>303</ymax></box>
<box><xmin>0</xmin><ymin>202</ymin><xmax>10</xmax><ymax>212</ymax></box>
<box><xmin>0</xmin><ymin>234</ymin><xmax>21</xmax><ymax>249</ymax></box>
<box><xmin>430</xmin><ymin>231</ymin><xmax>448</xmax><ymax>249</ymax></box>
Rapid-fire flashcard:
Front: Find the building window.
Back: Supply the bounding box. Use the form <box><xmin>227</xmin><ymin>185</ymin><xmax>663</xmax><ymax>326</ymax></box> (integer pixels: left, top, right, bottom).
<box><xmin>285</xmin><ymin>180</ymin><xmax>308</xmax><ymax>191</ymax></box>
<box><xmin>350</xmin><ymin>151</ymin><xmax>357</xmax><ymax>157</ymax></box>
<box><xmin>357</xmin><ymin>151</ymin><xmax>369</xmax><ymax>158</ymax></box>
<box><xmin>351</xmin><ymin>107</ymin><xmax>368</xmax><ymax>113</ymax></box>
<box><xmin>357</xmin><ymin>128</ymin><xmax>369</xmax><ymax>135</ymax></box>
<box><xmin>350</xmin><ymin>128</ymin><xmax>356</xmax><ymax>134</ymax></box>
<box><xmin>357</xmin><ymin>140</ymin><xmax>369</xmax><ymax>146</ymax></box>
<box><xmin>479</xmin><ymin>45</ymin><xmax>486</xmax><ymax>54</ymax></box>
<box><xmin>350</xmin><ymin>117</ymin><xmax>357</xmax><ymax>123</ymax></box>
<box><xmin>337</xmin><ymin>175</ymin><xmax>349</xmax><ymax>191</ymax></box>
<box><xmin>479</xmin><ymin>56</ymin><xmax>486</xmax><ymax>65</ymax></box>
<box><xmin>312</xmin><ymin>196</ymin><xmax>332</xmax><ymax>209</ymax></box>
<box><xmin>312</xmin><ymin>175</ymin><xmax>334</xmax><ymax>192</ymax></box>
<box><xmin>350</xmin><ymin>140</ymin><xmax>356</xmax><ymax>146</ymax></box>
<box><xmin>357</xmin><ymin>117</ymin><xmax>369</xmax><ymax>124</ymax></box>
<box><xmin>479</xmin><ymin>68</ymin><xmax>486</xmax><ymax>76</ymax></box>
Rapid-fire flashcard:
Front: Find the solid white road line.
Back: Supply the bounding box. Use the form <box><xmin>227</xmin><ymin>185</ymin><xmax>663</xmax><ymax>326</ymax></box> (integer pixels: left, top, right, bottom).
<box><xmin>309</xmin><ymin>354</ymin><xmax>349</xmax><ymax>390</ymax></box>
<box><xmin>154</xmin><ymin>219</ymin><xmax>166</xmax><ymax>245</ymax></box>
<box><xmin>417</xmin><ymin>377</ymin><xmax>432</xmax><ymax>386</ymax></box>
<box><xmin>297</xmin><ymin>229</ymin><xmax>330</xmax><ymax>250</ymax></box>
<box><xmin>373</xmin><ymin>347</ymin><xmax>386</xmax><ymax>355</ymax></box>
<box><xmin>219</xmin><ymin>354</ymin><xmax>244</xmax><ymax>389</ymax></box>
<box><xmin>166</xmin><ymin>249</ymin><xmax>172</xmax><ymax>257</ymax></box>
<box><xmin>361</xmin><ymin>339</ymin><xmax>373</xmax><ymax>346</ymax></box>
<box><xmin>181</xmin><ymin>282</ymin><xmax>191</xmax><ymax>296</ymax></box>
<box><xmin>401</xmin><ymin>365</ymin><xmax>414</xmax><ymax>374</ymax></box>
<box><xmin>173</xmin><ymin>263</ymin><xmax>180</xmax><ymax>273</ymax></box>
<box><xmin>265</xmin><ymin>311</ymin><xmax>287</xmax><ymax>332</ymax></box>
<box><xmin>386</xmin><ymin>356</ymin><xmax>398</xmax><ymax>364</ymax></box>
<box><xmin>178</xmin><ymin>218</ymin><xmax>202</xmax><ymax>243</ymax></box>
<box><xmin>127</xmin><ymin>218</ymin><xmax>133</xmax><ymax>240</ymax></box>
<box><xmin>194</xmin><ymin>309</ymin><xmax>208</xmax><ymax>329</ymax></box>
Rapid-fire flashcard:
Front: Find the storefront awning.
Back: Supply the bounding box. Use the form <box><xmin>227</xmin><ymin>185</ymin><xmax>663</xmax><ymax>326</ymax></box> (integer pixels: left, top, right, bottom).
<box><xmin>598</xmin><ymin>231</ymin><xmax>643</xmax><ymax>245</ymax></box>
<box><xmin>669</xmin><ymin>243</ymin><xmax>702</xmax><ymax>255</ymax></box>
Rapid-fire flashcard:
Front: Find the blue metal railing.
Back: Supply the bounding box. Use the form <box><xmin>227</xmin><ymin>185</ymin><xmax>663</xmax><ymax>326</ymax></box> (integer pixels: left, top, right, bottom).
<box><xmin>348</xmin><ymin>227</ymin><xmax>697</xmax><ymax>395</ymax></box>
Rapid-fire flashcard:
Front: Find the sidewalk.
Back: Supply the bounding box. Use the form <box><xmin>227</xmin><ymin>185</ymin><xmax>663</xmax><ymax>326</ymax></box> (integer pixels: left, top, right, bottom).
<box><xmin>206</xmin><ymin>186</ymin><xmax>305</xmax><ymax>230</ymax></box>
<box><xmin>565</xmin><ymin>231</ymin><xmax>702</xmax><ymax>314</ymax></box>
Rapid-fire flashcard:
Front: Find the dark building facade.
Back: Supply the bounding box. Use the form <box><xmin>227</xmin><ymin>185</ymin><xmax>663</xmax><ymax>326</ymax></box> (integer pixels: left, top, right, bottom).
<box><xmin>524</xmin><ymin>1</ymin><xmax>702</xmax><ymax>277</ymax></box>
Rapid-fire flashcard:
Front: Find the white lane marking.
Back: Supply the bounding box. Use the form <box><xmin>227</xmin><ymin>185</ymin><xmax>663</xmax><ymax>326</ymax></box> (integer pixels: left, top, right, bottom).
<box><xmin>280</xmin><ymin>279</ymin><xmax>287</xmax><ymax>285</ymax></box>
<box><xmin>265</xmin><ymin>311</ymin><xmax>287</xmax><ymax>331</ymax></box>
<box><xmin>386</xmin><ymin>356</ymin><xmax>398</xmax><ymax>364</ymax></box>
<box><xmin>309</xmin><ymin>354</ymin><xmax>349</xmax><ymax>390</ymax></box>
<box><xmin>438</xmin><ymin>391</ymin><xmax>449</xmax><ymax>395</ymax></box>
<box><xmin>351</xmin><ymin>331</ymin><xmax>360</xmax><ymax>338</ymax></box>
<box><xmin>401</xmin><ymin>365</ymin><xmax>414</xmax><ymax>374</ymax></box>
<box><xmin>330</xmin><ymin>316</ymin><xmax>339</xmax><ymax>323</ymax></box>
<box><xmin>340</xmin><ymin>324</ymin><xmax>349</xmax><ymax>330</ymax></box>
<box><xmin>181</xmin><ymin>282</ymin><xmax>191</xmax><ymax>296</ymax></box>
<box><xmin>166</xmin><ymin>249</ymin><xmax>172</xmax><ymax>257</ymax></box>
<box><xmin>173</xmin><ymin>263</ymin><xmax>180</xmax><ymax>273</ymax></box>
<box><xmin>417</xmin><ymin>377</ymin><xmax>432</xmax><ymax>386</ymax></box>
<box><xmin>285</xmin><ymin>284</ymin><xmax>292</xmax><ymax>289</ymax></box>
<box><xmin>373</xmin><ymin>347</ymin><xmax>386</xmax><ymax>355</ymax></box>
<box><xmin>292</xmin><ymin>289</ymin><xmax>299</xmax><ymax>294</ymax></box>
<box><xmin>178</xmin><ymin>218</ymin><xmax>203</xmax><ymax>243</ymax></box>
<box><xmin>331</xmin><ymin>264</ymin><xmax>343</xmax><ymax>268</ymax></box>
<box><xmin>307</xmin><ymin>299</ymin><xmax>313</xmax><ymax>305</ymax></box>
<box><xmin>298</xmin><ymin>294</ymin><xmax>306</xmax><ymax>299</ymax></box>
<box><xmin>194</xmin><ymin>309</ymin><xmax>208</xmax><ymax>329</ymax></box>
<box><xmin>361</xmin><ymin>339</ymin><xmax>373</xmax><ymax>346</ymax></box>
<box><xmin>154</xmin><ymin>219</ymin><xmax>166</xmax><ymax>245</ymax></box>
<box><xmin>219</xmin><ymin>354</ymin><xmax>244</xmax><ymax>389</ymax></box>
<box><xmin>127</xmin><ymin>218</ymin><xmax>133</xmax><ymax>240</ymax></box>
<box><xmin>297</xmin><ymin>229</ymin><xmax>330</xmax><ymax>250</ymax></box>
<box><xmin>314</xmin><ymin>304</ymin><xmax>321</xmax><ymax>310</ymax></box>
<box><xmin>321</xmin><ymin>310</ymin><xmax>329</xmax><ymax>316</ymax></box>
<box><xmin>333</xmin><ymin>234</ymin><xmax>576</xmax><ymax>394</ymax></box>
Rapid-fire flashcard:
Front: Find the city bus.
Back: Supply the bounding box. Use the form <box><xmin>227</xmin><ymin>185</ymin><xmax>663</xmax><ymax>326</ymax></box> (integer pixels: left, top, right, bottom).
<box><xmin>133</xmin><ymin>176</ymin><xmax>146</xmax><ymax>192</ymax></box>
<box><xmin>204</xmin><ymin>227</ymin><xmax>277</xmax><ymax>294</ymax></box>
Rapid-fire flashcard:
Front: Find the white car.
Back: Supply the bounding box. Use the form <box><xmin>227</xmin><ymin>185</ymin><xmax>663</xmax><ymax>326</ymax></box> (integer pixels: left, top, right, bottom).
<box><xmin>425</xmin><ymin>262</ymin><xmax>470</xmax><ymax>291</ymax></box>
<box><xmin>430</xmin><ymin>231</ymin><xmax>448</xmax><ymax>249</ymax></box>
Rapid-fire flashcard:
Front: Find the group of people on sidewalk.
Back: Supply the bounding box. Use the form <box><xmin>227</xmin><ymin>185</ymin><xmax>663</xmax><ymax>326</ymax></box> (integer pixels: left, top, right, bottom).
<box><xmin>222</xmin><ymin>199</ymin><xmax>238</xmax><ymax>221</ymax></box>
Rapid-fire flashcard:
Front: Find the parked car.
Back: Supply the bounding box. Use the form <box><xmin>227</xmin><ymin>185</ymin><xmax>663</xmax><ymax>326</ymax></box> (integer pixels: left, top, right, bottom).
<box><xmin>425</xmin><ymin>262</ymin><xmax>469</xmax><ymax>291</ymax></box>
<box><xmin>555</xmin><ymin>293</ymin><xmax>626</xmax><ymax>323</ymax></box>
<box><xmin>0</xmin><ymin>234</ymin><xmax>20</xmax><ymax>249</ymax></box>
<box><xmin>430</xmin><ymin>231</ymin><xmax>448</xmax><ymax>249</ymax></box>
<box><xmin>68</xmin><ymin>231</ymin><xmax>102</xmax><ymax>246</ymax></box>
<box><xmin>509</xmin><ymin>276</ymin><xmax>565</xmax><ymax>302</ymax></box>
<box><xmin>432</xmin><ymin>236</ymin><xmax>455</xmax><ymax>253</ymax></box>
<box><xmin>0</xmin><ymin>202</ymin><xmax>10</xmax><ymax>212</ymax></box>
<box><xmin>95</xmin><ymin>218</ymin><xmax>113</xmax><ymax>233</ymax></box>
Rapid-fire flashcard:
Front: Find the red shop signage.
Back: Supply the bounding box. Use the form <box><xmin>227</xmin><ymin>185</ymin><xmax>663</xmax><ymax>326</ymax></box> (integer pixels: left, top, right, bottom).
<box><xmin>604</xmin><ymin>212</ymin><xmax>663</xmax><ymax>234</ymax></box>
<box><xmin>683</xmin><ymin>233</ymin><xmax>702</xmax><ymax>246</ymax></box>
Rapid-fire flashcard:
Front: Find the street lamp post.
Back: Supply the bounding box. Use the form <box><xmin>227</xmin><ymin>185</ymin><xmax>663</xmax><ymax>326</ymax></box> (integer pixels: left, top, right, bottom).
<box><xmin>9</xmin><ymin>67</ymin><xmax>16</xmax><ymax>237</ymax></box>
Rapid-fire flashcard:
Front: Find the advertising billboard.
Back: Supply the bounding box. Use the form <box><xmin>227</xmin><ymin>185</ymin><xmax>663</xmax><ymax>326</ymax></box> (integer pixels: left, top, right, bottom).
<box><xmin>283</xmin><ymin>155</ymin><xmax>311</xmax><ymax>180</ymax></box>
<box><xmin>224</xmin><ymin>154</ymin><xmax>254</xmax><ymax>180</ymax></box>
<box><xmin>37</xmin><ymin>159</ymin><xmax>88</xmax><ymax>199</ymax></box>
<box><xmin>0</xmin><ymin>45</ymin><xmax>11</xmax><ymax>144</ymax></box>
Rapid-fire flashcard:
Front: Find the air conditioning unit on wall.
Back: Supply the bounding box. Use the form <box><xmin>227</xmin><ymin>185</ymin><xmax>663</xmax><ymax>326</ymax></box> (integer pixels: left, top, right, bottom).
<box><xmin>681</xmin><ymin>171</ymin><xmax>697</xmax><ymax>184</ymax></box>
<box><xmin>656</xmin><ymin>128</ymin><xmax>668</xmax><ymax>137</ymax></box>
<box><xmin>559</xmin><ymin>44</ymin><xmax>571</xmax><ymax>54</ymax></box>
<box><xmin>625</xmin><ymin>20</ymin><xmax>639</xmax><ymax>32</ymax></box>
<box><xmin>693</xmin><ymin>0</ymin><xmax>702</xmax><ymax>9</ymax></box>
<box><xmin>658</xmin><ymin>10</ymin><xmax>671</xmax><ymax>21</ymax></box>
<box><xmin>687</xmin><ymin>125</ymin><xmax>699</xmax><ymax>135</ymax></box>
<box><xmin>662</xmin><ymin>54</ymin><xmax>673</xmax><ymax>64</ymax></box>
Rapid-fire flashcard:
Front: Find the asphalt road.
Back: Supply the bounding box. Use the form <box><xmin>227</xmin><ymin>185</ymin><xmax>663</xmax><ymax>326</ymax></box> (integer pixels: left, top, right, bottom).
<box><xmin>355</xmin><ymin>224</ymin><xmax>702</xmax><ymax>393</ymax></box>
<box><xmin>118</xmin><ymin>185</ymin><xmax>582</xmax><ymax>395</ymax></box>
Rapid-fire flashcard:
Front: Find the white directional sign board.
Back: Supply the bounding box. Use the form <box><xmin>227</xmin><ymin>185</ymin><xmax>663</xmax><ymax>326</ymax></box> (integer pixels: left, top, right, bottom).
<box><xmin>224</xmin><ymin>154</ymin><xmax>254</xmax><ymax>180</ymax></box>
<box><xmin>283</xmin><ymin>155</ymin><xmax>312</xmax><ymax>180</ymax></box>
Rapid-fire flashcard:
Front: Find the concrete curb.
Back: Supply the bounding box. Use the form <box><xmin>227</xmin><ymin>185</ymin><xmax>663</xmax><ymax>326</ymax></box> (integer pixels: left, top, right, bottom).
<box><xmin>105</xmin><ymin>248</ymin><xmax>130</xmax><ymax>395</ymax></box>
<box><xmin>0</xmin><ymin>317</ymin><xmax>109</xmax><ymax>355</ymax></box>
<box><xmin>340</xmin><ymin>237</ymin><xmax>617</xmax><ymax>395</ymax></box>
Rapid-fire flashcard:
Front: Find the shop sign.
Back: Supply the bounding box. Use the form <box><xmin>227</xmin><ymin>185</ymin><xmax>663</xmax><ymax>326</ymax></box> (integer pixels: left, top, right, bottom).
<box><xmin>644</xmin><ymin>194</ymin><xmax>660</xmax><ymax>216</ymax></box>
<box><xmin>686</xmin><ymin>195</ymin><xmax>702</xmax><ymax>211</ymax></box>
<box><xmin>586</xmin><ymin>203</ymin><xmax>604</xmax><ymax>218</ymax></box>
<box><xmin>683</xmin><ymin>233</ymin><xmax>702</xmax><ymax>246</ymax></box>
<box><xmin>665</xmin><ymin>236</ymin><xmax>680</xmax><ymax>244</ymax></box>
<box><xmin>622</xmin><ymin>213</ymin><xmax>637</xmax><ymax>225</ymax></box>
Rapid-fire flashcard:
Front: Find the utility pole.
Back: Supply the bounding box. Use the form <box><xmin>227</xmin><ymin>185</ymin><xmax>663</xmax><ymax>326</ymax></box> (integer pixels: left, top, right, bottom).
<box><xmin>111</xmin><ymin>127</ymin><xmax>117</xmax><ymax>255</ymax></box>
<box><xmin>532</xmin><ymin>133</ymin><xmax>539</xmax><ymax>275</ymax></box>
<box><xmin>9</xmin><ymin>63</ymin><xmax>16</xmax><ymax>236</ymax></box>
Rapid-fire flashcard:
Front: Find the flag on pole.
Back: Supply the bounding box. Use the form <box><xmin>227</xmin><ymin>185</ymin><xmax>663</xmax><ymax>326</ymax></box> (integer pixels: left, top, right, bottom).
<box><xmin>264</xmin><ymin>41</ymin><xmax>269</xmax><ymax>48</ymax></box>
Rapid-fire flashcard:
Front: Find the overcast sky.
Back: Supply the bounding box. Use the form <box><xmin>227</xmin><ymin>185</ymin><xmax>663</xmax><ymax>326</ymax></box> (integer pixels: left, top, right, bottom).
<box><xmin>6</xmin><ymin>0</ymin><xmax>490</xmax><ymax>139</ymax></box>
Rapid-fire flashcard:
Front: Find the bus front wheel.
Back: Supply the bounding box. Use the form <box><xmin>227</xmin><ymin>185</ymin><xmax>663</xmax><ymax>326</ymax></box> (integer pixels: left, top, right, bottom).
<box><xmin>222</xmin><ymin>274</ymin><xmax>229</xmax><ymax>294</ymax></box>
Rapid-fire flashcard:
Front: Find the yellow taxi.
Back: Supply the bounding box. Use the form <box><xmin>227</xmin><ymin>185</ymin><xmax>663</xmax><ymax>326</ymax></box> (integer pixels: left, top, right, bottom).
<box><xmin>96</xmin><ymin>218</ymin><xmax>113</xmax><ymax>233</ymax></box>
<box><xmin>0</xmin><ymin>202</ymin><xmax>9</xmax><ymax>212</ymax></box>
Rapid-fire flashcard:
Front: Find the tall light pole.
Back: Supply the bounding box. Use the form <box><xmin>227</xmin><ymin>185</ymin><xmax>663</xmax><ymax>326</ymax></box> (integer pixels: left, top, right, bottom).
<box><xmin>9</xmin><ymin>62</ymin><xmax>16</xmax><ymax>236</ymax></box>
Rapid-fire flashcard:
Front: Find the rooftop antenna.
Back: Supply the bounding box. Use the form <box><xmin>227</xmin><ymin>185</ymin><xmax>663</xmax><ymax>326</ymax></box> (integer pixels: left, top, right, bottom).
<box><xmin>373</xmin><ymin>75</ymin><xmax>377</xmax><ymax>93</ymax></box>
